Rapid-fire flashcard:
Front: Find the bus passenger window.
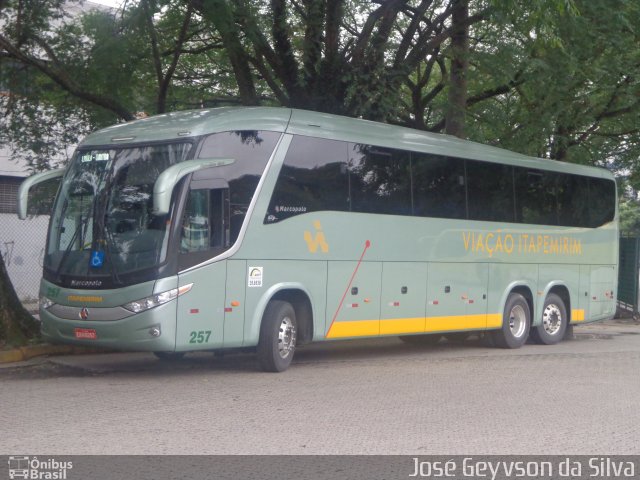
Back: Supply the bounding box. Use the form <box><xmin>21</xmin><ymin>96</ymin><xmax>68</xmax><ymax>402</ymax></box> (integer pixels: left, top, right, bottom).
<box><xmin>180</xmin><ymin>188</ymin><xmax>228</xmax><ymax>254</ymax></box>
<box><xmin>265</xmin><ymin>135</ymin><xmax>349</xmax><ymax>223</ymax></box>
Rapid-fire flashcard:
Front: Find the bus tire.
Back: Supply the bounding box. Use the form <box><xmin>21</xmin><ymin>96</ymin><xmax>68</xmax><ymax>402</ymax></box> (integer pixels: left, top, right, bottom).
<box><xmin>399</xmin><ymin>334</ymin><xmax>442</xmax><ymax>345</ymax></box>
<box><xmin>529</xmin><ymin>293</ymin><xmax>567</xmax><ymax>345</ymax></box>
<box><xmin>154</xmin><ymin>351</ymin><xmax>185</xmax><ymax>361</ymax></box>
<box><xmin>257</xmin><ymin>300</ymin><xmax>297</xmax><ymax>372</ymax></box>
<box><xmin>492</xmin><ymin>293</ymin><xmax>530</xmax><ymax>348</ymax></box>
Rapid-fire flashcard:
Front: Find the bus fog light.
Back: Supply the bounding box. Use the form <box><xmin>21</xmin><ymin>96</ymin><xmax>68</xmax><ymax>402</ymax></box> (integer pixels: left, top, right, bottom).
<box><xmin>149</xmin><ymin>327</ymin><xmax>161</xmax><ymax>337</ymax></box>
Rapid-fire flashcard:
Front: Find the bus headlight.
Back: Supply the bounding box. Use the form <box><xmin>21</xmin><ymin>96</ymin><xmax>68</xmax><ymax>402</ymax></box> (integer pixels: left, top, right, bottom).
<box><xmin>39</xmin><ymin>295</ymin><xmax>55</xmax><ymax>310</ymax></box>
<box><xmin>123</xmin><ymin>283</ymin><xmax>193</xmax><ymax>313</ymax></box>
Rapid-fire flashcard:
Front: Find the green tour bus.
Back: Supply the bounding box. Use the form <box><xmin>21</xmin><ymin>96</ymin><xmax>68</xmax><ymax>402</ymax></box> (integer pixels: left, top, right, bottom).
<box><xmin>18</xmin><ymin>107</ymin><xmax>618</xmax><ymax>371</ymax></box>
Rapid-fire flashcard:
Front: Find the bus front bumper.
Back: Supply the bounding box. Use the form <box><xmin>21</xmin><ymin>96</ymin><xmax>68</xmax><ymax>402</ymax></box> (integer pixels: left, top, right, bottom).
<box><xmin>39</xmin><ymin>301</ymin><xmax>177</xmax><ymax>352</ymax></box>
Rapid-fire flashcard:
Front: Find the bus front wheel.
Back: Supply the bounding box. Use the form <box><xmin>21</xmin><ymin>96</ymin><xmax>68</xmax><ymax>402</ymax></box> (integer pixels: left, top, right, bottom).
<box><xmin>492</xmin><ymin>293</ymin><xmax>530</xmax><ymax>348</ymax></box>
<box><xmin>529</xmin><ymin>293</ymin><xmax>567</xmax><ymax>345</ymax></box>
<box><xmin>257</xmin><ymin>300</ymin><xmax>297</xmax><ymax>372</ymax></box>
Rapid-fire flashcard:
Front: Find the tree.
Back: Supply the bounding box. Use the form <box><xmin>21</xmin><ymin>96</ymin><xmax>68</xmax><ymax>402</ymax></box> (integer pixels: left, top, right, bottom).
<box><xmin>445</xmin><ymin>0</ymin><xmax>469</xmax><ymax>137</ymax></box>
<box><xmin>619</xmin><ymin>199</ymin><xmax>640</xmax><ymax>237</ymax></box>
<box><xmin>463</xmin><ymin>0</ymin><xmax>640</xmax><ymax>169</ymax></box>
<box><xmin>0</xmin><ymin>251</ymin><xmax>39</xmax><ymax>347</ymax></box>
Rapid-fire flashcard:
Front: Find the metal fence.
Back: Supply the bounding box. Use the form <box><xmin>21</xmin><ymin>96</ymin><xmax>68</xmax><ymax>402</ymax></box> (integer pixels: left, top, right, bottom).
<box><xmin>618</xmin><ymin>236</ymin><xmax>640</xmax><ymax>315</ymax></box>
<box><xmin>0</xmin><ymin>213</ymin><xmax>49</xmax><ymax>313</ymax></box>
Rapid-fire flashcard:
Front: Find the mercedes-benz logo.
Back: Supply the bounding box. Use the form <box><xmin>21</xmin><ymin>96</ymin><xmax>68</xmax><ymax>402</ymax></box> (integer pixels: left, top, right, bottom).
<box><xmin>79</xmin><ymin>307</ymin><xmax>89</xmax><ymax>320</ymax></box>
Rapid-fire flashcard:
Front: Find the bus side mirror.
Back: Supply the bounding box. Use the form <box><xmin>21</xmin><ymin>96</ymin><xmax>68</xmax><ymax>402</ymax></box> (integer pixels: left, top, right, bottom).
<box><xmin>17</xmin><ymin>168</ymin><xmax>65</xmax><ymax>219</ymax></box>
<box><xmin>153</xmin><ymin>158</ymin><xmax>235</xmax><ymax>215</ymax></box>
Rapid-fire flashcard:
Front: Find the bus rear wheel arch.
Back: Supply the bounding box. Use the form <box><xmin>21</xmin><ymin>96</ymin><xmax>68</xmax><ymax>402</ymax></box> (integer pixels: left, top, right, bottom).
<box><xmin>492</xmin><ymin>292</ymin><xmax>531</xmax><ymax>348</ymax></box>
<box><xmin>529</xmin><ymin>292</ymin><xmax>567</xmax><ymax>345</ymax></box>
<box><xmin>257</xmin><ymin>300</ymin><xmax>298</xmax><ymax>372</ymax></box>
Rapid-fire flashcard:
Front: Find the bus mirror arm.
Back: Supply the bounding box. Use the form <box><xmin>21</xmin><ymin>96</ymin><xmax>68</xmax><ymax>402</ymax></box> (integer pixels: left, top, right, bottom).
<box><xmin>17</xmin><ymin>168</ymin><xmax>65</xmax><ymax>220</ymax></box>
<box><xmin>153</xmin><ymin>158</ymin><xmax>235</xmax><ymax>215</ymax></box>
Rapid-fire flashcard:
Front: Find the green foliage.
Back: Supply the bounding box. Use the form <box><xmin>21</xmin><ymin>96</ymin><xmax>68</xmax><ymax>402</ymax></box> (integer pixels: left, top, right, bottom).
<box><xmin>620</xmin><ymin>199</ymin><xmax>640</xmax><ymax>237</ymax></box>
<box><xmin>0</xmin><ymin>0</ymin><xmax>638</xmax><ymax>177</ymax></box>
<box><xmin>465</xmin><ymin>0</ymin><xmax>640</xmax><ymax>172</ymax></box>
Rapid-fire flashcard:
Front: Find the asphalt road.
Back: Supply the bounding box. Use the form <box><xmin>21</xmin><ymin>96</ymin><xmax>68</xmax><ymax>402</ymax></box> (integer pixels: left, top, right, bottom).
<box><xmin>1</xmin><ymin>319</ymin><xmax>639</xmax><ymax>455</ymax></box>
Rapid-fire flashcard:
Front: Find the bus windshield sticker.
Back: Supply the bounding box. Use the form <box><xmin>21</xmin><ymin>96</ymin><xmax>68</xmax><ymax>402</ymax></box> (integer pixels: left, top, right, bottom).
<box><xmin>248</xmin><ymin>267</ymin><xmax>263</xmax><ymax>287</ymax></box>
<box><xmin>81</xmin><ymin>152</ymin><xmax>110</xmax><ymax>162</ymax></box>
<box><xmin>90</xmin><ymin>250</ymin><xmax>105</xmax><ymax>268</ymax></box>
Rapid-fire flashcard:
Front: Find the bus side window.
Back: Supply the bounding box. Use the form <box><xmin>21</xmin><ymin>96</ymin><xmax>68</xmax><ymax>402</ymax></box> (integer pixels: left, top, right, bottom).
<box><xmin>514</xmin><ymin>168</ymin><xmax>557</xmax><ymax>225</ymax></box>
<box><xmin>589</xmin><ymin>178</ymin><xmax>616</xmax><ymax>227</ymax></box>
<box><xmin>265</xmin><ymin>136</ymin><xmax>349</xmax><ymax>223</ymax></box>
<box><xmin>180</xmin><ymin>188</ymin><xmax>229</xmax><ymax>254</ymax></box>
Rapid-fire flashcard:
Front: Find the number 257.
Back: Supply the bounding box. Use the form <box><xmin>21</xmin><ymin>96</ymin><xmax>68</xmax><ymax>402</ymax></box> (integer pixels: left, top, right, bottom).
<box><xmin>189</xmin><ymin>330</ymin><xmax>211</xmax><ymax>344</ymax></box>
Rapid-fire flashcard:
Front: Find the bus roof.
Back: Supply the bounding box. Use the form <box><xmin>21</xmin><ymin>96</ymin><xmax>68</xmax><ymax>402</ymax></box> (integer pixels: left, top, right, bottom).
<box><xmin>80</xmin><ymin>106</ymin><xmax>613</xmax><ymax>180</ymax></box>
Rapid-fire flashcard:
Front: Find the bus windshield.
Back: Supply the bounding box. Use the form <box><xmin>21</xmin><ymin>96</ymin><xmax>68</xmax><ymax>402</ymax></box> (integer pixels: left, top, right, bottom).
<box><xmin>45</xmin><ymin>142</ymin><xmax>192</xmax><ymax>283</ymax></box>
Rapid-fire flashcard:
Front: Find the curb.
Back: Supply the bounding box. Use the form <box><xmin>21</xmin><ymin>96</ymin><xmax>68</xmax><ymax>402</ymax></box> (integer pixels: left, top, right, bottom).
<box><xmin>0</xmin><ymin>344</ymin><xmax>112</xmax><ymax>364</ymax></box>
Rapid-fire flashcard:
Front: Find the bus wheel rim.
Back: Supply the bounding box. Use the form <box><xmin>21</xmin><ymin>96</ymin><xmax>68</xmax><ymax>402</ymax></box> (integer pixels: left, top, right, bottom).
<box><xmin>509</xmin><ymin>305</ymin><xmax>527</xmax><ymax>338</ymax></box>
<box><xmin>278</xmin><ymin>316</ymin><xmax>296</xmax><ymax>358</ymax></box>
<box><xmin>542</xmin><ymin>304</ymin><xmax>562</xmax><ymax>335</ymax></box>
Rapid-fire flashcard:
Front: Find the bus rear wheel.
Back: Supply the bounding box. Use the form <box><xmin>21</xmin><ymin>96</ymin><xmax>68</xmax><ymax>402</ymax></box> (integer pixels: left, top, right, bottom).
<box><xmin>492</xmin><ymin>293</ymin><xmax>530</xmax><ymax>348</ymax></box>
<box><xmin>257</xmin><ymin>300</ymin><xmax>297</xmax><ymax>372</ymax></box>
<box><xmin>529</xmin><ymin>293</ymin><xmax>567</xmax><ymax>345</ymax></box>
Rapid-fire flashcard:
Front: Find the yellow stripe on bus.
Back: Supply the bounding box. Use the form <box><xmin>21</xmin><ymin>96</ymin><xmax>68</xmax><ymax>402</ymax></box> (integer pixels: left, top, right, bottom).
<box><xmin>571</xmin><ymin>309</ymin><xmax>585</xmax><ymax>322</ymax></box>
<box><xmin>380</xmin><ymin>317</ymin><xmax>425</xmax><ymax>335</ymax></box>
<box><xmin>327</xmin><ymin>313</ymin><xmax>504</xmax><ymax>339</ymax></box>
<box><xmin>327</xmin><ymin>320</ymin><xmax>380</xmax><ymax>338</ymax></box>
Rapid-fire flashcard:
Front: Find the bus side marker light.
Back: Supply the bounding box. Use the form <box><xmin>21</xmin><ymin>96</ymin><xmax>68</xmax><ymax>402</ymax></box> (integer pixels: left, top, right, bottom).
<box><xmin>364</xmin><ymin>298</ymin><xmax>371</xmax><ymax>303</ymax></box>
<box><xmin>231</xmin><ymin>301</ymin><xmax>241</xmax><ymax>307</ymax></box>
<box><xmin>347</xmin><ymin>303</ymin><xmax>359</xmax><ymax>308</ymax></box>
<box><xmin>225</xmin><ymin>308</ymin><xmax>233</xmax><ymax>313</ymax></box>
<box><xmin>388</xmin><ymin>302</ymin><xmax>400</xmax><ymax>307</ymax></box>
<box><xmin>190</xmin><ymin>309</ymin><xmax>199</xmax><ymax>314</ymax></box>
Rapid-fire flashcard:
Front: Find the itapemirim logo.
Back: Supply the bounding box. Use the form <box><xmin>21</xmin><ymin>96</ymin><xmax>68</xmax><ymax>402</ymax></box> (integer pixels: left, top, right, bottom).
<box><xmin>303</xmin><ymin>220</ymin><xmax>329</xmax><ymax>253</ymax></box>
<box><xmin>8</xmin><ymin>456</ymin><xmax>73</xmax><ymax>480</ymax></box>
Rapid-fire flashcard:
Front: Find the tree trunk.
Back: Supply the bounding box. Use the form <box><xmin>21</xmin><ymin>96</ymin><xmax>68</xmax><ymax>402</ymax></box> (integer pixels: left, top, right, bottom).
<box><xmin>0</xmin><ymin>250</ymin><xmax>39</xmax><ymax>347</ymax></box>
<box><xmin>445</xmin><ymin>0</ymin><xmax>469</xmax><ymax>138</ymax></box>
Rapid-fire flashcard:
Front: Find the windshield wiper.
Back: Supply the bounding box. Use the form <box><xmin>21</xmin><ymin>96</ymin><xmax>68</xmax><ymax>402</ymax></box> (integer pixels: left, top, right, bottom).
<box><xmin>56</xmin><ymin>208</ymin><xmax>92</xmax><ymax>280</ymax></box>
<box><xmin>91</xmin><ymin>162</ymin><xmax>124</xmax><ymax>286</ymax></box>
